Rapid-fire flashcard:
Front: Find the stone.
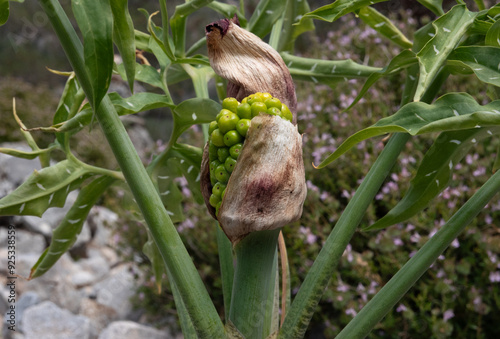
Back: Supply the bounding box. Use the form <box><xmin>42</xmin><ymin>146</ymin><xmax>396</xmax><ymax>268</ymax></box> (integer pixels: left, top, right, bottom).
<box><xmin>0</xmin><ymin>143</ymin><xmax>41</xmax><ymax>196</ymax></box>
<box><xmin>88</xmin><ymin>206</ymin><xmax>118</xmax><ymax>247</ymax></box>
<box><xmin>79</xmin><ymin>298</ymin><xmax>118</xmax><ymax>336</ymax></box>
<box><xmin>93</xmin><ymin>264</ymin><xmax>143</xmax><ymax>319</ymax></box>
<box><xmin>0</xmin><ymin>228</ymin><xmax>45</xmax><ymax>255</ymax></box>
<box><xmin>15</xmin><ymin>291</ymin><xmax>40</xmax><ymax>332</ymax></box>
<box><xmin>98</xmin><ymin>320</ymin><xmax>171</xmax><ymax>339</ymax></box>
<box><xmin>22</xmin><ymin>301</ymin><xmax>91</xmax><ymax>339</ymax></box>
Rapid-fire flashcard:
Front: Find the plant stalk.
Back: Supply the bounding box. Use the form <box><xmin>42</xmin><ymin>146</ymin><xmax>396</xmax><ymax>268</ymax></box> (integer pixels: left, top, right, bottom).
<box><xmin>229</xmin><ymin>228</ymin><xmax>281</xmax><ymax>338</ymax></box>
<box><xmin>38</xmin><ymin>0</ymin><xmax>224</xmax><ymax>337</ymax></box>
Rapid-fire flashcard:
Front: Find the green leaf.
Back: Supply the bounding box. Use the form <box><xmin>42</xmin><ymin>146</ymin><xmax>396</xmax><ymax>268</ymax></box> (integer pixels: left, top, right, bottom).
<box><xmin>0</xmin><ymin>145</ymin><xmax>57</xmax><ymax>160</ymax></box>
<box><xmin>300</xmin><ymin>0</ymin><xmax>387</xmax><ymax>23</ymax></box>
<box><xmin>357</xmin><ymin>6</ymin><xmax>413</xmax><ymax>49</ymax></box>
<box><xmin>281</xmin><ymin>52</ymin><xmax>380</xmax><ymax>87</ymax></box>
<box><xmin>111</xmin><ymin>0</ymin><xmax>136</xmax><ymax>92</ymax></box>
<box><xmin>53</xmin><ymin>73</ymin><xmax>81</xmax><ymax>146</ymax></box>
<box><xmin>207</xmin><ymin>1</ymin><xmax>247</xmax><ymax>27</ymax></box>
<box><xmin>414</xmin><ymin>5</ymin><xmax>477</xmax><ymax>101</ymax></box>
<box><xmin>155</xmin><ymin>158</ymin><xmax>185</xmax><ymax>223</ymax></box>
<box><xmin>55</xmin><ymin>92</ymin><xmax>174</xmax><ymax>133</ymax></box>
<box><xmin>485</xmin><ymin>19</ymin><xmax>500</xmax><ymax>47</ymax></box>
<box><xmin>366</xmin><ymin>127</ymin><xmax>500</xmax><ymax>231</ymax></box>
<box><xmin>346</xmin><ymin>50</ymin><xmax>417</xmax><ymax>110</ymax></box>
<box><xmin>0</xmin><ymin>159</ymin><xmax>92</xmax><ymax>217</ymax></box>
<box><xmin>0</xmin><ymin>0</ymin><xmax>9</xmax><ymax>26</ymax></box>
<box><xmin>448</xmin><ymin>46</ymin><xmax>500</xmax><ymax>87</ymax></box>
<box><xmin>147</xmin><ymin>11</ymin><xmax>175</xmax><ymax>62</ymax></box>
<box><xmin>72</xmin><ymin>0</ymin><xmax>114</xmax><ymax>110</ymax></box>
<box><xmin>315</xmin><ymin>93</ymin><xmax>500</xmax><ymax>168</ymax></box>
<box><xmin>247</xmin><ymin>0</ymin><xmax>288</xmax><ymax>38</ymax></box>
<box><xmin>29</xmin><ymin>175</ymin><xmax>115</xmax><ymax>279</ymax></box>
<box><xmin>170</xmin><ymin>98</ymin><xmax>221</xmax><ymax>144</ymax></box>
<box><xmin>116</xmin><ymin>62</ymin><xmax>166</xmax><ymax>91</ymax></box>
<box><xmin>417</xmin><ymin>0</ymin><xmax>444</xmax><ymax>16</ymax></box>
<box><xmin>278</xmin><ymin>0</ymin><xmax>315</xmax><ymax>52</ymax></box>
<box><xmin>134</xmin><ymin>29</ymin><xmax>152</xmax><ymax>52</ymax></box>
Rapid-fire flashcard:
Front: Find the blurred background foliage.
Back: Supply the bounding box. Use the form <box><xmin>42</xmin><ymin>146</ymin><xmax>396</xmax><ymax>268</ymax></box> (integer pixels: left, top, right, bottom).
<box><xmin>1</xmin><ymin>0</ymin><xmax>499</xmax><ymax>338</ymax></box>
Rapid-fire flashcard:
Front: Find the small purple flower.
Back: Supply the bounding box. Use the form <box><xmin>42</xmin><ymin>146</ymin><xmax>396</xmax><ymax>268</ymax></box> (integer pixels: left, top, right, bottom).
<box><xmin>345</xmin><ymin>308</ymin><xmax>357</xmax><ymax>317</ymax></box>
<box><xmin>396</xmin><ymin>304</ymin><xmax>407</xmax><ymax>313</ymax></box>
<box><xmin>489</xmin><ymin>271</ymin><xmax>500</xmax><ymax>283</ymax></box>
<box><xmin>443</xmin><ymin>309</ymin><xmax>455</xmax><ymax>322</ymax></box>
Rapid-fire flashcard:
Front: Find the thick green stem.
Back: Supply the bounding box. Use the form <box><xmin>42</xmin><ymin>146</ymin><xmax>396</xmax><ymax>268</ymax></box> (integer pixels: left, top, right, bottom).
<box><xmin>230</xmin><ymin>228</ymin><xmax>281</xmax><ymax>338</ymax></box>
<box><xmin>337</xmin><ymin>168</ymin><xmax>500</xmax><ymax>339</ymax></box>
<box><xmin>39</xmin><ymin>0</ymin><xmax>224</xmax><ymax>337</ymax></box>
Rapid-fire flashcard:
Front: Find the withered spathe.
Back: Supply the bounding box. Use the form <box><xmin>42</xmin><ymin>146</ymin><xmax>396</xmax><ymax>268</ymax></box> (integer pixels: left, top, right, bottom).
<box><xmin>206</xmin><ymin>16</ymin><xmax>297</xmax><ymax>124</ymax></box>
<box><xmin>202</xmin><ymin>18</ymin><xmax>306</xmax><ymax>244</ymax></box>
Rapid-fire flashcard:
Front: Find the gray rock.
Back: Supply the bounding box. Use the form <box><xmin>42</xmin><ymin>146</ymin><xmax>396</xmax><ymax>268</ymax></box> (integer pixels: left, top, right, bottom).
<box><xmin>88</xmin><ymin>206</ymin><xmax>118</xmax><ymax>247</ymax></box>
<box><xmin>13</xmin><ymin>216</ymin><xmax>52</xmax><ymax>238</ymax></box>
<box><xmin>0</xmin><ymin>228</ymin><xmax>45</xmax><ymax>255</ymax></box>
<box><xmin>15</xmin><ymin>291</ymin><xmax>40</xmax><ymax>332</ymax></box>
<box><xmin>0</xmin><ymin>143</ymin><xmax>41</xmax><ymax>196</ymax></box>
<box><xmin>93</xmin><ymin>264</ymin><xmax>142</xmax><ymax>319</ymax></box>
<box><xmin>98</xmin><ymin>320</ymin><xmax>171</xmax><ymax>339</ymax></box>
<box><xmin>23</xmin><ymin>301</ymin><xmax>91</xmax><ymax>339</ymax></box>
<box><xmin>79</xmin><ymin>298</ymin><xmax>118</xmax><ymax>336</ymax></box>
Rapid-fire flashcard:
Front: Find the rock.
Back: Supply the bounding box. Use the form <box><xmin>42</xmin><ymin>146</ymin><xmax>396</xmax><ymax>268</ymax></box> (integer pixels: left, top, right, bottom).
<box><xmin>0</xmin><ymin>228</ymin><xmax>45</xmax><ymax>255</ymax></box>
<box><xmin>13</xmin><ymin>216</ymin><xmax>52</xmax><ymax>238</ymax></box>
<box><xmin>22</xmin><ymin>301</ymin><xmax>91</xmax><ymax>339</ymax></box>
<box><xmin>88</xmin><ymin>206</ymin><xmax>118</xmax><ymax>247</ymax></box>
<box><xmin>98</xmin><ymin>320</ymin><xmax>172</xmax><ymax>339</ymax></box>
<box><xmin>0</xmin><ymin>143</ymin><xmax>41</xmax><ymax>197</ymax></box>
<box><xmin>71</xmin><ymin>254</ymin><xmax>110</xmax><ymax>287</ymax></box>
<box><xmin>93</xmin><ymin>264</ymin><xmax>142</xmax><ymax>319</ymax></box>
<box><xmin>79</xmin><ymin>298</ymin><xmax>118</xmax><ymax>336</ymax></box>
<box><xmin>15</xmin><ymin>291</ymin><xmax>40</xmax><ymax>332</ymax></box>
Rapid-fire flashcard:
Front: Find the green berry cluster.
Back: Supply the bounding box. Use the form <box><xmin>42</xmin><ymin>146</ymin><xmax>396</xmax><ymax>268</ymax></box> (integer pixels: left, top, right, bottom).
<box><xmin>208</xmin><ymin>92</ymin><xmax>293</xmax><ymax>215</ymax></box>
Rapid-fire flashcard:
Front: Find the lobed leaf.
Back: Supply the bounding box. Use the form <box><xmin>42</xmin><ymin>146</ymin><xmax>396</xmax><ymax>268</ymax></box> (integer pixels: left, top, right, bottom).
<box><xmin>170</xmin><ymin>98</ymin><xmax>221</xmax><ymax>143</ymax></box>
<box><xmin>0</xmin><ymin>145</ymin><xmax>57</xmax><ymax>160</ymax></box>
<box><xmin>278</xmin><ymin>0</ymin><xmax>315</xmax><ymax>52</ymax></box>
<box><xmin>29</xmin><ymin>175</ymin><xmax>115</xmax><ymax>279</ymax></box>
<box><xmin>282</xmin><ymin>52</ymin><xmax>380</xmax><ymax>87</ymax></box>
<box><xmin>357</xmin><ymin>6</ymin><xmax>413</xmax><ymax>49</ymax></box>
<box><xmin>247</xmin><ymin>0</ymin><xmax>288</xmax><ymax>39</ymax></box>
<box><xmin>366</xmin><ymin>127</ymin><xmax>500</xmax><ymax>231</ymax></box>
<box><xmin>315</xmin><ymin>93</ymin><xmax>500</xmax><ymax>168</ymax></box>
<box><xmin>53</xmin><ymin>73</ymin><xmax>80</xmax><ymax>147</ymax></box>
<box><xmin>300</xmin><ymin>0</ymin><xmax>387</xmax><ymax>23</ymax></box>
<box><xmin>111</xmin><ymin>0</ymin><xmax>136</xmax><ymax>92</ymax></box>
<box><xmin>346</xmin><ymin>50</ymin><xmax>417</xmax><ymax>110</ymax></box>
<box><xmin>417</xmin><ymin>0</ymin><xmax>444</xmax><ymax>16</ymax></box>
<box><xmin>116</xmin><ymin>62</ymin><xmax>166</xmax><ymax>91</ymax></box>
<box><xmin>414</xmin><ymin>5</ymin><xmax>477</xmax><ymax>101</ymax></box>
<box><xmin>448</xmin><ymin>46</ymin><xmax>500</xmax><ymax>87</ymax></box>
<box><xmin>0</xmin><ymin>159</ymin><xmax>92</xmax><ymax>217</ymax></box>
<box><xmin>54</xmin><ymin>92</ymin><xmax>174</xmax><ymax>133</ymax></box>
<box><xmin>71</xmin><ymin>0</ymin><xmax>114</xmax><ymax>110</ymax></box>
<box><xmin>485</xmin><ymin>19</ymin><xmax>500</xmax><ymax>47</ymax></box>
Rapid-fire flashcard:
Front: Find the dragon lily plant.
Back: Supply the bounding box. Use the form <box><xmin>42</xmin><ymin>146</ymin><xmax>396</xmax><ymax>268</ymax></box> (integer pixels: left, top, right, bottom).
<box><xmin>1</xmin><ymin>0</ymin><xmax>500</xmax><ymax>338</ymax></box>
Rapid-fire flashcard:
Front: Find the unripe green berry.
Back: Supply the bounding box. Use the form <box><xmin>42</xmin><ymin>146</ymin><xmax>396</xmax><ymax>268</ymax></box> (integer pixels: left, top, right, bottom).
<box><xmin>215</xmin><ymin>164</ymin><xmax>229</xmax><ymax>183</ymax></box>
<box><xmin>216</xmin><ymin>109</ymin><xmax>233</xmax><ymax>123</ymax></box>
<box><xmin>217</xmin><ymin>147</ymin><xmax>230</xmax><ymax>162</ymax></box>
<box><xmin>265</xmin><ymin>97</ymin><xmax>282</xmax><ymax>109</ymax></box>
<box><xmin>208</xmin><ymin>121</ymin><xmax>218</xmax><ymax>135</ymax></box>
<box><xmin>218</xmin><ymin>112</ymin><xmax>240</xmax><ymax>134</ymax></box>
<box><xmin>211</xmin><ymin>129</ymin><xmax>225</xmax><ymax>147</ymax></box>
<box><xmin>236</xmin><ymin>119</ymin><xmax>251</xmax><ymax>137</ymax></box>
<box><xmin>237</xmin><ymin>103</ymin><xmax>252</xmax><ymax>119</ymax></box>
<box><xmin>251</xmin><ymin>102</ymin><xmax>267</xmax><ymax>117</ymax></box>
<box><xmin>224</xmin><ymin>130</ymin><xmax>243</xmax><ymax>147</ymax></box>
<box><xmin>215</xmin><ymin>201</ymin><xmax>222</xmax><ymax>216</ymax></box>
<box><xmin>229</xmin><ymin>143</ymin><xmax>243</xmax><ymax>159</ymax></box>
<box><xmin>222</xmin><ymin>97</ymin><xmax>239</xmax><ymax>113</ymax></box>
<box><xmin>212</xmin><ymin>182</ymin><xmax>226</xmax><ymax>197</ymax></box>
<box><xmin>224</xmin><ymin>156</ymin><xmax>237</xmax><ymax>173</ymax></box>
<box><xmin>281</xmin><ymin>104</ymin><xmax>293</xmax><ymax>122</ymax></box>
<box><xmin>267</xmin><ymin>107</ymin><xmax>281</xmax><ymax>116</ymax></box>
<box><xmin>221</xmin><ymin>188</ymin><xmax>226</xmax><ymax>200</ymax></box>
<box><xmin>209</xmin><ymin>193</ymin><xmax>221</xmax><ymax>208</ymax></box>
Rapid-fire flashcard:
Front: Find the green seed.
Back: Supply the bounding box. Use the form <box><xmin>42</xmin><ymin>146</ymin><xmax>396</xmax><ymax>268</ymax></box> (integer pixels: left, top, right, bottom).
<box><xmin>237</xmin><ymin>103</ymin><xmax>252</xmax><ymax>119</ymax></box>
<box><xmin>281</xmin><ymin>104</ymin><xmax>293</xmax><ymax>122</ymax></box>
<box><xmin>229</xmin><ymin>143</ymin><xmax>243</xmax><ymax>159</ymax></box>
<box><xmin>251</xmin><ymin>102</ymin><xmax>267</xmax><ymax>118</ymax></box>
<box><xmin>211</xmin><ymin>129</ymin><xmax>225</xmax><ymax>147</ymax></box>
<box><xmin>267</xmin><ymin>107</ymin><xmax>281</xmax><ymax>116</ymax></box>
<box><xmin>221</xmin><ymin>188</ymin><xmax>226</xmax><ymax>200</ymax></box>
<box><xmin>215</xmin><ymin>164</ymin><xmax>229</xmax><ymax>183</ymax></box>
<box><xmin>209</xmin><ymin>193</ymin><xmax>221</xmax><ymax>208</ymax></box>
<box><xmin>212</xmin><ymin>182</ymin><xmax>226</xmax><ymax>197</ymax></box>
<box><xmin>265</xmin><ymin>97</ymin><xmax>282</xmax><ymax>109</ymax></box>
<box><xmin>224</xmin><ymin>156</ymin><xmax>237</xmax><ymax>173</ymax></box>
<box><xmin>215</xmin><ymin>201</ymin><xmax>222</xmax><ymax>216</ymax></box>
<box><xmin>222</xmin><ymin>97</ymin><xmax>239</xmax><ymax>113</ymax></box>
<box><xmin>224</xmin><ymin>130</ymin><xmax>243</xmax><ymax>147</ymax></box>
<box><xmin>236</xmin><ymin>119</ymin><xmax>251</xmax><ymax>137</ymax></box>
<box><xmin>208</xmin><ymin>121</ymin><xmax>218</xmax><ymax>134</ymax></box>
<box><xmin>218</xmin><ymin>111</ymin><xmax>240</xmax><ymax>134</ymax></box>
<box><xmin>217</xmin><ymin>147</ymin><xmax>230</xmax><ymax>162</ymax></box>
<box><xmin>210</xmin><ymin>159</ymin><xmax>222</xmax><ymax>177</ymax></box>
